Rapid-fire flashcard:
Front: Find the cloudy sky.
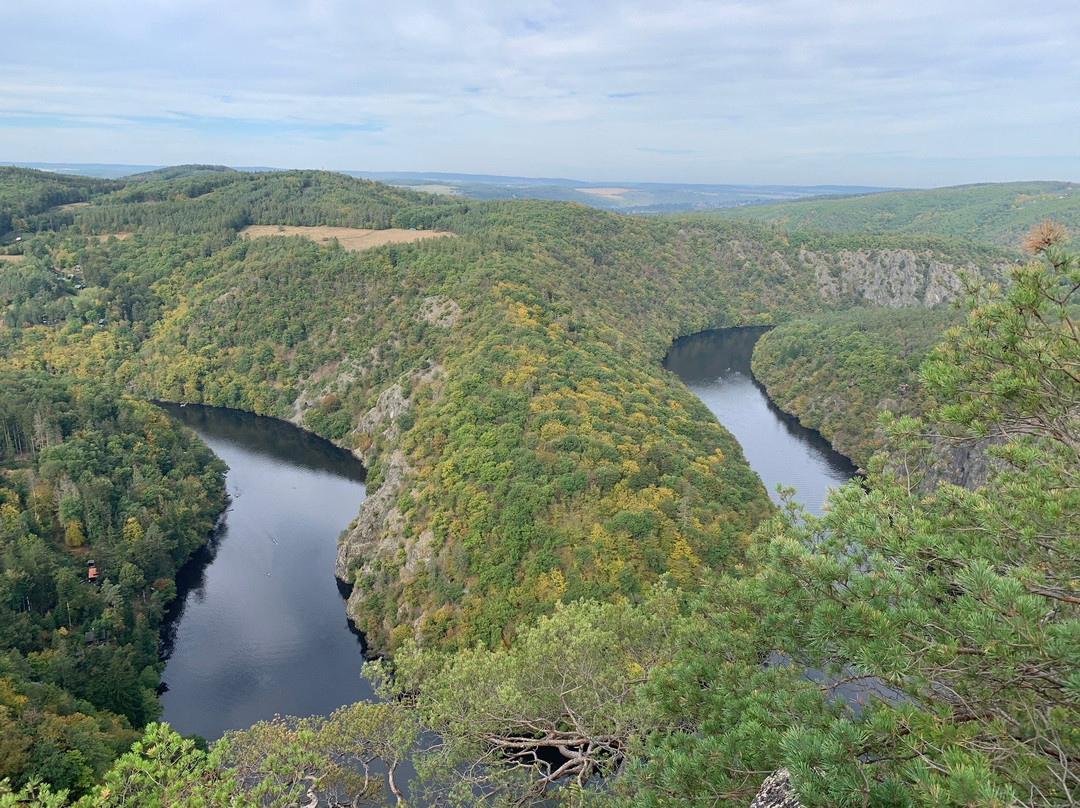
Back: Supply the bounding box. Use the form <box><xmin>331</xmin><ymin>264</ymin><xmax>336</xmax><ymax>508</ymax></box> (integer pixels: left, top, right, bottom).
<box><xmin>2</xmin><ymin>0</ymin><xmax>1078</xmax><ymax>187</ymax></box>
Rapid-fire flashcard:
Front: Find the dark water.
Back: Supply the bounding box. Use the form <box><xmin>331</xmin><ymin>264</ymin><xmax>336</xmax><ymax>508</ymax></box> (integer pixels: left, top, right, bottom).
<box><xmin>665</xmin><ymin>327</ymin><xmax>857</xmax><ymax>515</ymax></box>
<box><xmin>157</xmin><ymin>404</ymin><xmax>372</xmax><ymax>740</ymax></box>
<box><xmin>668</xmin><ymin>330</ymin><xmax>901</xmax><ymax>709</ymax></box>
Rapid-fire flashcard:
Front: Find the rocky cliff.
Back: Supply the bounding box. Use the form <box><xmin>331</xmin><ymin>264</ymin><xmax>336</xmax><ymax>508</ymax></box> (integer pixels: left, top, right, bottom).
<box><xmin>798</xmin><ymin>246</ymin><xmax>1003</xmax><ymax>308</ymax></box>
<box><xmin>334</xmin><ymin>362</ymin><xmax>444</xmax><ymax>637</ymax></box>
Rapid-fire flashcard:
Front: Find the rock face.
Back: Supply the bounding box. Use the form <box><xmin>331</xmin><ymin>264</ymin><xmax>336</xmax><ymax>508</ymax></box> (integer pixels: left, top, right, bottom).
<box><xmin>334</xmin><ymin>447</ymin><xmax>411</xmax><ymax>582</ymax></box>
<box><xmin>355</xmin><ymin>382</ymin><xmax>412</xmax><ymax>444</ymax></box>
<box><xmin>750</xmin><ymin>769</ymin><xmax>803</xmax><ymax>808</ymax></box>
<box><xmin>416</xmin><ymin>295</ymin><xmax>462</xmax><ymax>329</ymax></box>
<box><xmin>918</xmin><ymin>436</ymin><xmax>1003</xmax><ymax>492</ymax></box>
<box><xmin>334</xmin><ymin>362</ymin><xmax>444</xmax><ymax>642</ymax></box>
<box><xmin>799</xmin><ymin>247</ymin><xmax>998</xmax><ymax>308</ymax></box>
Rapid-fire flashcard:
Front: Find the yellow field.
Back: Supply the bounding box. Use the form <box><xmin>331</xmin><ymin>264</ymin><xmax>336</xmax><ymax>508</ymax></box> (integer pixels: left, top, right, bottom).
<box><xmin>239</xmin><ymin>225</ymin><xmax>453</xmax><ymax>252</ymax></box>
<box><xmin>408</xmin><ymin>185</ymin><xmax>461</xmax><ymax>196</ymax></box>
<box><xmin>0</xmin><ymin>254</ymin><xmax>26</xmax><ymax>263</ymax></box>
<box><xmin>576</xmin><ymin>187</ymin><xmax>630</xmax><ymax>199</ymax></box>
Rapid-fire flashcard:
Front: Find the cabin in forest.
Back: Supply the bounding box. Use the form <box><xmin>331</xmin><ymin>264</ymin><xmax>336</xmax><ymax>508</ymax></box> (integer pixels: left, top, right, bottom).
<box><xmin>87</xmin><ymin>560</ymin><xmax>98</xmax><ymax>583</ymax></box>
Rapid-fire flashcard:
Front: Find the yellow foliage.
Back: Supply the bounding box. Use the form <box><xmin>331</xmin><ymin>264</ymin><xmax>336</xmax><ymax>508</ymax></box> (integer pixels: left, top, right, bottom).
<box><xmin>539</xmin><ymin>421</ymin><xmax>568</xmax><ymax>441</ymax></box>
<box><xmin>506</xmin><ymin>301</ymin><xmax>540</xmax><ymax>328</ymax></box>
<box><xmin>64</xmin><ymin>519</ymin><xmax>85</xmax><ymax>548</ymax></box>
<box><xmin>122</xmin><ymin>517</ymin><xmax>144</xmax><ymax>544</ymax></box>
<box><xmin>535</xmin><ymin>568</ymin><xmax>568</xmax><ymax>602</ymax></box>
<box><xmin>0</xmin><ymin>677</ymin><xmax>28</xmax><ymax>710</ymax></box>
<box><xmin>0</xmin><ymin>502</ymin><xmax>19</xmax><ymax>532</ymax></box>
<box><xmin>667</xmin><ymin>537</ymin><xmax>701</xmax><ymax>587</ymax></box>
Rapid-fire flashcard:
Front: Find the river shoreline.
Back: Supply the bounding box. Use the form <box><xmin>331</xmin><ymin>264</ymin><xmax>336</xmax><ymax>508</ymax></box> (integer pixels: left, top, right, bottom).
<box><xmin>665</xmin><ymin>326</ymin><xmax>857</xmax><ymax>515</ymax></box>
<box><xmin>153</xmin><ymin>402</ymin><xmax>371</xmax><ymax>740</ymax></box>
<box><xmin>150</xmin><ymin>327</ymin><xmax>856</xmax><ymax>738</ymax></box>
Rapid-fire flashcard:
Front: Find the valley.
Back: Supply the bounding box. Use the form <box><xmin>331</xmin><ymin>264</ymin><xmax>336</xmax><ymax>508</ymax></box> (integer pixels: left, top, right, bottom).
<box><xmin>0</xmin><ymin>166</ymin><xmax>1075</xmax><ymax>807</ymax></box>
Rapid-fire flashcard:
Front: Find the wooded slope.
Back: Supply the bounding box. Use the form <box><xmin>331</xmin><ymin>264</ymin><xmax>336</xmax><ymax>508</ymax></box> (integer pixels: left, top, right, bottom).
<box><xmin>2</xmin><ymin>169</ymin><xmax>1009</xmax><ymax>653</ymax></box>
<box><xmin>715</xmin><ymin>180</ymin><xmax>1080</xmax><ymax>247</ymax></box>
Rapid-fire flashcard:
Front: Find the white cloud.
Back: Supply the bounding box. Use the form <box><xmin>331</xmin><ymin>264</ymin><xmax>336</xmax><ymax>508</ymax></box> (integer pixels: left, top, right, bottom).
<box><xmin>0</xmin><ymin>0</ymin><xmax>1077</xmax><ymax>184</ymax></box>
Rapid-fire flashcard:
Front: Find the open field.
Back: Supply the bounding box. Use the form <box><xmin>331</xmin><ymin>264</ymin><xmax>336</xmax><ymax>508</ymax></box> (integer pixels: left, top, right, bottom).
<box><xmin>408</xmin><ymin>184</ymin><xmax>462</xmax><ymax>196</ymax></box>
<box><xmin>576</xmin><ymin>187</ymin><xmax>630</xmax><ymax>199</ymax></box>
<box><xmin>0</xmin><ymin>254</ymin><xmax>26</xmax><ymax>263</ymax></box>
<box><xmin>239</xmin><ymin>225</ymin><xmax>454</xmax><ymax>251</ymax></box>
<box><xmin>95</xmin><ymin>232</ymin><xmax>133</xmax><ymax>242</ymax></box>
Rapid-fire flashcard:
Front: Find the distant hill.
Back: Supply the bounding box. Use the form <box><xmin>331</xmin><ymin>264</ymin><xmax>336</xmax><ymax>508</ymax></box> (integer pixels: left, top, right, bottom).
<box><xmin>713</xmin><ymin>180</ymin><xmax>1080</xmax><ymax>247</ymax></box>
<box><xmin>10</xmin><ymin>163</ymin><xmax>891</xmax><ymax>214</ymax></box>
<box><xmin>123</xmin><ymin>164</ymin><xmax>237</xmax><ymax>182</ymax></box>
<box><xmin>10</xmin><ymin>162</ymin><xmax>163</xmax><ymax>179</ymax></box>
<box><xmin>0</xmin><ymin>166</ymin><xmax>120</xmax><ymax>238</ymax></box>
<box><xmin>344</xmin><ymin>170</ymin><xmax>891</xmax><ymax>213</ymax></box>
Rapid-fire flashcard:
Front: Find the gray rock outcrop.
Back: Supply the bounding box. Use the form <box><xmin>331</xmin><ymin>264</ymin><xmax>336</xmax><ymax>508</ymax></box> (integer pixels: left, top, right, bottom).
<box><xmin>799</xmin><ymin>247</ymin><xmax>982</xmax><ymax>308</ymax></box>
<box><xmin>334</xmin><ymin>362</ymin><xmax>444</xmax><ymax>641</ymax></box>
<box><xmin>416</xmin><ymin>295</ymin><xmax>462</xmax><ymax>329</ymax></box>
<box><xmin>750</xmin><ymin>769</ymin><xmax>803</xmax><ymax>808</ymax></box>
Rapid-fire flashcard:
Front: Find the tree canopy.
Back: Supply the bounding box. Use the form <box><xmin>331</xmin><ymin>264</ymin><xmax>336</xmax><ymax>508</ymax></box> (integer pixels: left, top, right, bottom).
<box><xmin>0</xmin><ymin>167</ymin><xmax>1058</xmax><ymax>805</ymax></box>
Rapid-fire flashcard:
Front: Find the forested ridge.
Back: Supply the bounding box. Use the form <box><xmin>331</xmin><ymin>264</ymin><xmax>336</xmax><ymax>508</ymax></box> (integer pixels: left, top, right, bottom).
<box><xmin>738</xmin><ymin>186</ymin><xmax>1072</xmax><ymax>472</ymax></box>
<box><xmin>749</xmin><ymin>308</ymin><xmax>960</xmax><ymax>467</ymax></box>
<box><xmin>0</xmin><ymin>169</ymin><xmax>121</xmax><ymax>241</ymax></box>
<box><xmin>1</xmin><ymin>167</ymin><xmax>1073</xmax><ymax>806</ymax></box>
<box><xmin>712</xmin><ymin>180</ymin><xmax>1080</xmax><ymax>248</ymax></box>
<box><xmin>0</xmin><ymin>371</ymin><xmax>225</xmax><ymax>792</ymax></box>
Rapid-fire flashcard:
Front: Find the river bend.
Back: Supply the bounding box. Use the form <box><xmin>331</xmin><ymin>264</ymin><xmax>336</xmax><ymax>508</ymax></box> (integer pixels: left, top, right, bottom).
<box><xmin>157</xmin><ymin>404</ymin><xmax>372</xmax><ymax>739</ymax></box>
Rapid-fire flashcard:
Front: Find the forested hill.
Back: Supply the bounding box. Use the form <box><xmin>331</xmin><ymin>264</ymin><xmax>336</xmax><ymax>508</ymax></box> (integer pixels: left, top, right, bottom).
<box><xmin>1</xmin><ymin>168</ymin><xmax>1076</xmax><ymax>806</ymax></box>
<box><xmin>712</xmin><ymin>180</ymin><xmax>1080</xmax><ymax>247</ymax></box>
<box><xmin>1</xmin><ymin>169</ymin><xmax>1014</xmax><ymax>654</ymax></box>
<box><xmin>0</xmin><ymin>372</ymin><xmax>226</xmax><ymax>791</ymax></box>
<box><xmin>121</xmin><ymin>164</ymin><xmax>237</xmax><ymax>183</ymax></box>
<box><xmin>750</xmin><ymin>307</ymin><xmax>961</xmax><ymax>467</ymax></box>
<box><xmin>0</xmin><ymin>168</ymin><xmax>121</xmax><ymax>239</ymax></box>
<box><xmin>24</xmin><ymin>169</ymin><xmax>441</xmax><ymax>237</ymax></box>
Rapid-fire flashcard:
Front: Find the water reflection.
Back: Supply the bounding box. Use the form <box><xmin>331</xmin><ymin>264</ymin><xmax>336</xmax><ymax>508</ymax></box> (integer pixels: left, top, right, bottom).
<box><xmin>665</xmin><ymin>327</ymin><xmax>857</xmax><ymax>515</ymax></box>
<box><xmin>157</xmin><ymin>403</ymin><xmax>371</xmax><ymax>740</ymax></box>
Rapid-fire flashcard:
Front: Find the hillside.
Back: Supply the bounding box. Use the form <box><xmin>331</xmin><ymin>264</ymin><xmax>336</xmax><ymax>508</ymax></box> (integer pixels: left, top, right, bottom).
<box><xmin>0</xmin><ymin>169</ymin><xmax>1012</xmax><ymax>654</ymax></box>
<box><xmin>750</xmin><ymin>307</ymin><xmax>960</xmax><ymax>467</ymax></box>
<box><xmin>0</xmin><ymin>167</ymin><xmax>121</xmax><ymax>240</ymax></box>
<box><xmin>713</xmin><ymin>180</ymin><xmax>1080</xmax><ymax>247</ymax></box>
<box><xmin>5</xmin><ymin>167</ymin><xmax>1066</xmax><ymax>805</ymax></box>
<box><xmin>122</xmin><ymin>164</ymin><xmax>237</xmax><ymax>183</ymax></box>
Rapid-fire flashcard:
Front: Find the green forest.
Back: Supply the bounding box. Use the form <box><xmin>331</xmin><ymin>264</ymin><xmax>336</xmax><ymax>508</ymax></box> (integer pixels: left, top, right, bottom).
<box><xmin>749</xmin><ymin>307</ymin><xmax>960</xmax><ymax>467</ymax></box>
<box><xmin>0</xmin><ymin>371</ymin><xmax>225</xmax><ymax>792</ymax></box>
<box><xmin>713</xmin><ymin>180</ymin><xmax>1080</xmax><ymax>247</ymax></box>
<box><xmin>0</xmin><ymin>166</ymin><xmax>1075</xmax><ymax>807</ymax></box>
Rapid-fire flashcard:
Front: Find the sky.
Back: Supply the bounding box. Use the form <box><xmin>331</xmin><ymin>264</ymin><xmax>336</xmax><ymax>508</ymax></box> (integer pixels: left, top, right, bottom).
<box><xmin>2</xmin><ymin>0</ymin><xmax>1078</xmax><ymax>187</ymax></box>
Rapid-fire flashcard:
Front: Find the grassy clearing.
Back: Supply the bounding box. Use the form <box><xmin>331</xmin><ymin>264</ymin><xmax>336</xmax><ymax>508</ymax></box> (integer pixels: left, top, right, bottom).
<box><xmin>577</xmin><ymin>187</ymin><xmax>630</xmax><ymax>199</ymax></box>
<box><xmin>239</xmin><ymin>225</ymin><xmax>454</xmax><ymax>251</ymax></box>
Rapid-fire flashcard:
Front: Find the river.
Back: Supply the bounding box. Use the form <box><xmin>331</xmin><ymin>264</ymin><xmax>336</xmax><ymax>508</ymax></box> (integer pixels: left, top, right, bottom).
<box><xmin>157</xmin><ymin>404</ymin><xmax>373</xmax><ymax>740</ymax></box>
<box><xmin>667</xmin><ymin>328</ymin><xmax>892</xmax><ymax>707</ymax></box>
<box><xmin>664</xmin><ymin>326</ymin><xmax>857</xmax><ymax>515</ymax></box>
<box><xmin>156</xmin><ymin>327</ymin><xmax>854</xmax><ymax>739</ymax></box>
